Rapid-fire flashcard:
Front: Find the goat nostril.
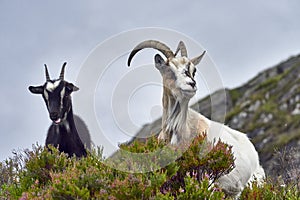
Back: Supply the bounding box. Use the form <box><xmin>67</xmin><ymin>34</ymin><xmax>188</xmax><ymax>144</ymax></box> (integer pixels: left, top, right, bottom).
<box><xmin>189</xmin><ymin>81</ymin><xmax>196</xmax><ymax>88</ymax></box>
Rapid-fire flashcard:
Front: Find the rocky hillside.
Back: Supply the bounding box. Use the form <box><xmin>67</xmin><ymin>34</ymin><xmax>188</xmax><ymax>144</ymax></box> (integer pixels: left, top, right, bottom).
<box><xmin>133</xmin><ymin>54</ymin><xmax>300</xmax><ymax>182</ymax></box>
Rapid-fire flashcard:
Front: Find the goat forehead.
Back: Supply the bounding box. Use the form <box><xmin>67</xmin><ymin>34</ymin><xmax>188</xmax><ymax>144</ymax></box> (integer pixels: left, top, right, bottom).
<box><xmin>169</xmin><ymin>57</ymin><xmax>190</xmax><ymax>68</ymax></box>
<box><xmin>169</xmin><ymin>59</ymin><xmax>195</xmax><ymax>75</ymax></box>
<box><xmin>46</xmin><ymin>80</ymin><xmax>61</xmax><ymax>92</ymax></box>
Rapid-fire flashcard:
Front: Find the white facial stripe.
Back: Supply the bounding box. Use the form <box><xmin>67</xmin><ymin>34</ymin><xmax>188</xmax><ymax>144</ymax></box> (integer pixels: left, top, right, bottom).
<box><xmin>43</xmin><ymin>90</ymin><xmax>49</xmax><ymax>101</ymax></box>
<box><xmin>46</xmin><ymin>80</ymin><xmax>61</xmax><ymax>92</ymax></box>
<box><xmin>60</xmin><ymin>87</ymin><xmax>65</xmax><ymax>109</ymax></box>
<box><xmin>43</xmin><ymin>90</ymin><xmax>49</xmax><ymax>107</ymax></box>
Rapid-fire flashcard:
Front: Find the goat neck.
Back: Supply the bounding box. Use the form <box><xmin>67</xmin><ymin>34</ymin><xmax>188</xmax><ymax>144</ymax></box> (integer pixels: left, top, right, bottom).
<box><xmin>162</xmin><ymin>86</ymin><xmax>191</xmax><ymax>144</ymax></box>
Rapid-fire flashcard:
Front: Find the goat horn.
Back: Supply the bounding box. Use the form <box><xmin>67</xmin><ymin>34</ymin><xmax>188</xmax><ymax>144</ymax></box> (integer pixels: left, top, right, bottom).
<box><xmin>44</xmin><ymin>64</ymin><xmax>51</xmax><ymax>81</ymax></box>
<box><xmin>191</xmin><ymin>51</ymin><xmax>206</xmax><ymax>66</ymax></box>
<box><xmin>127</xmin><ymin>40</ymin><xmax>174</xmax><ymax>66</ymax></box>
<box><xmin>59</xmin><ymin>62</ymin><xmax>67</xmax><ymax>80</ymax></box>
<box><xmin>174</xmin><ymin>41</ymin><xmax>188</xmax><ymax>57</ymax></box>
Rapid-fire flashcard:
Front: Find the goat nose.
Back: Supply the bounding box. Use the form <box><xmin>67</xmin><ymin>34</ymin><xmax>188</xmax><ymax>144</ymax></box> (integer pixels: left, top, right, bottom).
<box><xmin>189</xmin><ymin>80</ymin><xmax>196</xmax><ymax>88</ymax></box>
<box><xmin>50</xmin><ymin>112</ymin><xmax>59</xmax><ymax>120</ymax></box>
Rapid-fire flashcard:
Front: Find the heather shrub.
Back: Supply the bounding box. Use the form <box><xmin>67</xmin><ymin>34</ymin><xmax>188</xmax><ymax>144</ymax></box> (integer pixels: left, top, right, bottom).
<box><xmin>159</xmin><ymin>134</ymin><xmax>233</xmax><ymax>198</ymax></box>
<box><xmin>1</xmin><ymin>134</ymin><xmax>298</xmax><ymax>199</ymax></box>
<box><xmin>240</xmin><ymin>179</ymin><xmax>300</xmax><ymax>200</ymax></box>
<box><xmin>118</xmin><ymin>134</ymin><xmax>232</xmax><ymax>198</ymax></box>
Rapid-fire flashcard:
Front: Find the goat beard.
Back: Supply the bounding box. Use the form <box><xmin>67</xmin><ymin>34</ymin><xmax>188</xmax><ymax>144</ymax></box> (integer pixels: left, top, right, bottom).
<box><xmin>165</xmin><ymin>100</ymin><xmax>189</xmax><ymax>133</ymax></box>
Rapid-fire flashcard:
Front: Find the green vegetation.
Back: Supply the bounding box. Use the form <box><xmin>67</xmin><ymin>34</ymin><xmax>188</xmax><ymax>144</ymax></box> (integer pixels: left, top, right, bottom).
<box><xmin>223</xmin><ymin>62</ymin><xmax>300</xmax><ymax>157</ymax></box>
<box><xmin>1</xmin><ymin>135</ymin><xmax>299</xmax><ymax>199</ymax></box>
<box><xmin>255</xmin><ymin>65</ymin><xmax>292</xmax><ymax>93</ymax></box>
<box><xmin>224</xmin><ymin>106</ymin><xmax>242</xmax><ymax>123</ymax></box>
<box><xmin>228</xmin><ymin>88</ymin><xmax>243</xmax><ymax>106</ymax></box>
<box><xmin>0</xmin><ymin>135</ymin><xmax>232</xmax><ymax>199</ymax></box>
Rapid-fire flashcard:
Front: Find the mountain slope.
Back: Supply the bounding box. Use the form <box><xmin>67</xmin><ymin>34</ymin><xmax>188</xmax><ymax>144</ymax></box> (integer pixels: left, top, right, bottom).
<box><xmin>133</xmin><ymin>54</ymin><xmax>300</xmax><ymax>182</ymax></box>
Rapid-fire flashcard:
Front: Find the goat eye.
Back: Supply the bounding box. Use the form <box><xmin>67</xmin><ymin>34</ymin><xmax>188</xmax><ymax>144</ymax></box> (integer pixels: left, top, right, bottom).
<box><xmin>192</xmin><ymin>69</ymin><xmax>196</xmax><ymax>77</ymax></box>
<box><xmin>185</xmin><ymin>70</ymin><xmax>190</xmax><ymax>77</ymax></box>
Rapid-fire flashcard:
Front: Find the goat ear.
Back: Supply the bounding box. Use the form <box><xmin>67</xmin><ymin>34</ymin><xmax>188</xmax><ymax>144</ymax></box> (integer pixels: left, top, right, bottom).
<box><xmin>154</xmin><ymin>54</ymin><xmax>166</xmax><ymax>71</ymax></box>
<box><xmin>28</xmin><ymin>85</ymin><xmax>44</xmax><ymax>94</ymax></box>
<box><xmin>191</xmin><ymin>51</ymin><xmax>206</xmax><ymax>66</ymax></box>
<box><xmin>66</xmin><ymin>83</ymin><xmax>79</xmax><ymax>93</ymax></box>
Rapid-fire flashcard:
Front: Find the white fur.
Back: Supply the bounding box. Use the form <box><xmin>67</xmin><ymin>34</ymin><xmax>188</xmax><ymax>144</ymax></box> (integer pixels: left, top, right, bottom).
<box><xmin>46</xmin><ymin>80</ymin><xmax>61</xmax><ymax>92</ymax></box>
<box><xmin>60</xmin><ymin>87</ymin><xmax>65</xmax><ymax>109</ymax></box>
<box><xmin>43</xmin><ymin>90</ymin><xmax>49</xmax><ymax>102</ymax></box>
<box><xmin>189</xmin><ymin>110</ymin><xmax>265</xmax><ymax>196</ymax></box>
<box><xmin>159</xmin><ymin>56</ymin><xmax>265</xmax><ymax>198</ymax></box>
<box><xmin>128</xmin><ymin>41</ymin><xmax>265</xmax><ymax>198</ymax></box>
<box><xmin>169</xmin><ymin>59</ymin><xmax>196</xmax><ymax>92</ymax></box>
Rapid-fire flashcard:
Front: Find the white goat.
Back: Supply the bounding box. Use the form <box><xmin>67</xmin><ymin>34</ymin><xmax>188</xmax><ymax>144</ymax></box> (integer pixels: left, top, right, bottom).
<box><xmin>127</xmin><ymin>40</ymin><xmax>265</xmax><ymax>197</ymax></box>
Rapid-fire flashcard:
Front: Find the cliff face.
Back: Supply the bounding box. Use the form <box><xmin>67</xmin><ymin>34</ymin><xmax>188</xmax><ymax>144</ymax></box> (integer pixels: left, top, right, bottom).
<box><xmin>133</xmin><ymin>54</ymin><xmax>300</xmax><ymax>181</ymax></box>
<box><xmin>223</xmin><ymin>54</ymin><xmax>300</xmax><ymax>182</ymax></box>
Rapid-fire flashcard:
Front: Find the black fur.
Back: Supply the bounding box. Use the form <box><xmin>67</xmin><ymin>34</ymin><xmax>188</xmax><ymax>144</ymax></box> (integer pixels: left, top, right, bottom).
<box><xmin>46</xmin><ymin>107</ymin><xmax>87</xmax><ymax>157</ymax></box>
<box><xmin>29</xmin><ymin>63</ymin><xmax>90</xmax><ymax>157</ymax></box>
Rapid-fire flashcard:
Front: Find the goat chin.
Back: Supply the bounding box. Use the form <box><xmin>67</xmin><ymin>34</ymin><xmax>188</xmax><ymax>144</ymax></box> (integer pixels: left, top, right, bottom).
<box><xmin>185</xmin><ymin>109</ymin><xmax>265</xmax><ymax>197</ymax></box>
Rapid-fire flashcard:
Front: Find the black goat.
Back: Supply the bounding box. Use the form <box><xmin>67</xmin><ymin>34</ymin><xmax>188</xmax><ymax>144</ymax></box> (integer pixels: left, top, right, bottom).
<box><xmin>29</xmin><ymin>62</ymin><xmax>90</xmax><ymax>157</ymax></box>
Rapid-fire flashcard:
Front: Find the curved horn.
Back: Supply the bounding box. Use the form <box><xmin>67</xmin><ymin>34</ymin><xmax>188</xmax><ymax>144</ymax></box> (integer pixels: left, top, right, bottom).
<box><xmin>191</xmin><ymin>51</ymin><xmax>206</xmax><ymax>66</ymax></box>
<box><xmin>174</xmin><ymin>41</ymin><xmax>188</xmax><ymax>57</ymax></box>
<box><xmin>44</xmin><ymin>64</ymin><xmax>50</xmax><ymax>81</ymax></box>
<box><xmin>127</xmin><ymin>40</ymin><xmax>174</xmax><ymax>66</ymax></box>
<box><xmin>59</xmin><ymin>62</ymin><xmax>67</xmax><ymax>80</ymax></box>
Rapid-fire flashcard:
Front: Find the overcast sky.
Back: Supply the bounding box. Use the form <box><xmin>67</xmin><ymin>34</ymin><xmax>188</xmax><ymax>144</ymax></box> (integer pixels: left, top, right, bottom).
<box><xmin>0</xmin><ymin>1</ymin><xmax>299</xmax><ymax>161</ymax></box>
